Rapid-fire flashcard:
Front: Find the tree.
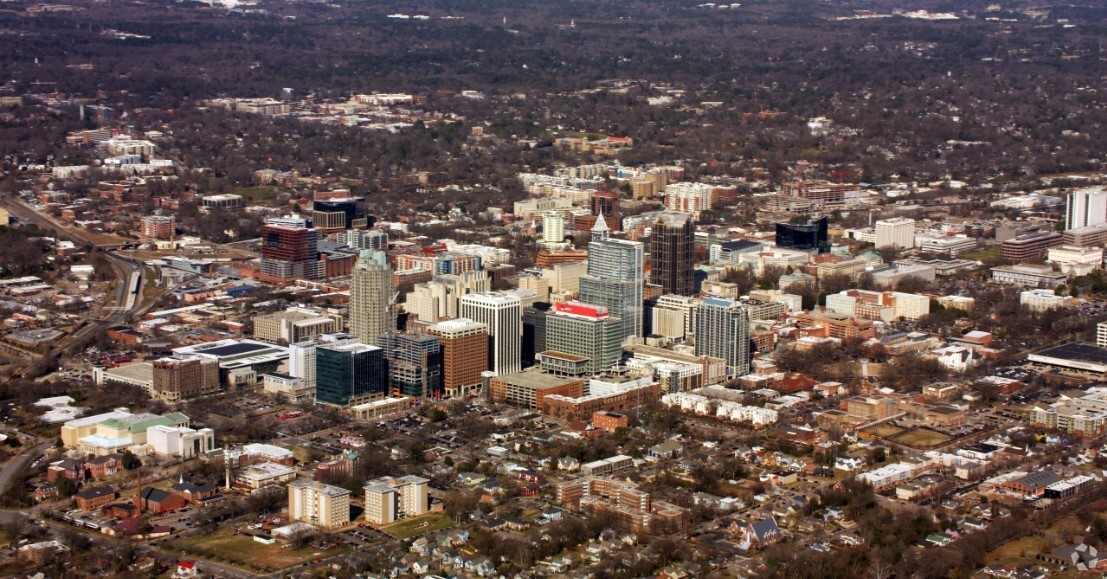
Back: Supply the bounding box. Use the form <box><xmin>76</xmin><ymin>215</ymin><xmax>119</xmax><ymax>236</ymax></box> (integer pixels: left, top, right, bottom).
<box><xmin>120</xmin><ymin>450</ymin><xmax>141</xmax><ymax>470</ymax></box>
<box><xmin>55</xmin><ymin>475</ymin><xmax>77</xmax><ymax>498</ymax></box>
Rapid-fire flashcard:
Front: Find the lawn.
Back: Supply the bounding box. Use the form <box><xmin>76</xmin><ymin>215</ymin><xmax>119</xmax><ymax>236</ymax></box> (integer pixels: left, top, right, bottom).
<box><xmin>862</xmin><ymin>423</ymin><xmax>906</xmax><ymax>439</ymax></box>
<box><xmin>962</xmin><ymin>246</ymin><xmax>1001</xmax><ymax>261</ymax></box>
<box><xmin>231</xmin><ymin>186</ymin><xmax>277</xmax><ymax>201</ymax></box>
<box><xmin>987</xmin><ymin>534</ymin><xmax>1048</xmax><ymax>568</ymax></box>
<box><xmin>170</xmin><ymin>528</ymin><xmax>343</xmax><ymax>571</ymax></box>
<box><xmin>891</xmin><ymin>429</ymin><xmax>951</xmax><ymax>449</ymax></box>
<box><xmin>381</xmin><ymin>513</ymin><xmax>453</xmax><ymax>539</ymax></box>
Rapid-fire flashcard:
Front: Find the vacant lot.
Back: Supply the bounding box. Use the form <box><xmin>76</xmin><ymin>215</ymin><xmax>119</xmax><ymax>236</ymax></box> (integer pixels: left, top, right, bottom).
<box><xmin>892</xmin><ymin>429</ymin><xmax>951</xmax><ymax>449</ymax></box>
<box><xmin>171</xmin><ymin>528</ymin><xmax>340</xmax><ymax>571</ymax></box>
<box><xmin>381</xmin><ymin>513</ymin><xmax>453</xmax><ymax>539</ymax></box>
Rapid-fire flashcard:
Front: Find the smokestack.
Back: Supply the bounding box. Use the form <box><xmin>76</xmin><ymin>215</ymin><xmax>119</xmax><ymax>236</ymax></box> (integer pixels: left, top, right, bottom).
<box><xmin>225</xmin><ymin>448</ymin><xmax>232</xmax><ymax>490</ymax></box>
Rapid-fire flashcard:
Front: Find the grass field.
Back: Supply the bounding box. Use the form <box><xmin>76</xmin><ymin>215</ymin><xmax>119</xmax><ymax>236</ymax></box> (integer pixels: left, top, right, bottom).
<box><xmin>381</xmin><ymin>513</ymin><xmax>453</xmax><ymax>539</ymax></box>
<box><xmin>987</xmin><ymin>535</ymin><xmax>1048</xmax><ymax>567</ymax></box>
<box><xmin>232</xmin><ymin>186</ymin><xmax>277</xmax><ymax>200</ymax></box>
<box><xmin>962</xmin><ymin>246</ymin><xmax>1001</xmax><ymax>261</ymax></box>
<box><xmin>862</xmin><ymin>424</ymin><xmax>906</xmax><ymax>439</ymax></box>
<box><xmin>891</xmin><ymin>429</ymin><xmax>951</xmax><ymax>449</ymax></box>
<box><xmin>171</xmin><ymin>528</ymin><xmax>340</xmax><ymax>571</ymax></box>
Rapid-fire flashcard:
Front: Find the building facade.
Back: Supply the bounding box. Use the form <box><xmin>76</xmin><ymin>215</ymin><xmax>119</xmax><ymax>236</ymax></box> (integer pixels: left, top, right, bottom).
<box><xmin>288</xmin><ymin>480</ymin><xmax>350</xmax><ymax>529</ymax></box>
<box><xmin>458</xmin><ymin>292</ymin><xmax>522</xmax><ymax>376</ymax></box>
<box><xmin>650</xmin><ymin>212</ymin><xmax>695</xmax><ymax>296</ymax></box>
<box><xmin>314</xmin><ymin>343</ymin><xmax>387</xmax><ymax>406</ymax></box>
<box><xmin>349</xmin><ymin>250</ymin><xmax>392</xmax><ymax>345</ymax></box>
<box><xmin>694</xmin><ymin>298</ymin><xmax>751</xmax><ymax>376</ymax></box>
<box><xmin>428</xmin><ymin>319</ymin><xmax>489</xmax><ymax>398</ymax></box>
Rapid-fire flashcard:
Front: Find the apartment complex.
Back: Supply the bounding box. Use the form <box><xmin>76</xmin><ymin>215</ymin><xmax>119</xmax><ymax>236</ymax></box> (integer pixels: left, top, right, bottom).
<box><xmin>694</xmin><ymin>298</ymin><xmax>751</xmax><ymax>376</ymax></box>
<box><xmin>874</xmin><ymin>218</ymin><xmax>916</xmax><ymax>250</ymax></box>
<box><xmin>253</xmin><ymin>307</ymin><xmax>342</xmax><ymax>344</ymax></box>
<box><xmin>363</xmin><ymin>475</ymin><xmax>430</xmax><ymax>525</ymax></box>
<box><xmin>288</xmin><ymin>480</ymin><xmax>351</xmax><ymax>529</ymax></box>
<box><xmin>151</xmin><ymin>355</ymin><xmax>220</xmax><ymax>402</ymax></box>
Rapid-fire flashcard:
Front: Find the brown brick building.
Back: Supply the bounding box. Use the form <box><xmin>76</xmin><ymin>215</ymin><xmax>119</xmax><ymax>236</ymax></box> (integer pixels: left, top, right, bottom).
<box><xmin>428</xmin><ymin>319</ymin><xmax>489</xmax><ymax>398</ymax></box>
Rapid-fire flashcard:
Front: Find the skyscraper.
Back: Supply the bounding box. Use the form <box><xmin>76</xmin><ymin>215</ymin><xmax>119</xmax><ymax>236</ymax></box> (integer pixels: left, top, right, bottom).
<box><xmin>349</xmin><ymin>250</ymin><xmax>392</xmax><ymax>346</ymax></box>
<box><xmin>650</xmin><ymin>212</ymin><xmax>695</xmax><ymax>296</ymax></box>
<box><xmin>591</xmin><ymin>191</ymin><xmax>621</xmax><ymax>231</ymax></box>
<box><xmin>1066</xmin><ymin>187</ymin><xmax>1107</xmax><ymax>230</ymax></box>
<box><xmin>775</xmin><ymin>216</ymin><xmax>830</xmax><ymax>253</ymax></box>
<box><xmin>579</xmin><ymin>215</ymin><xmax>645</xmax><ymax>340</ymax></box>
<box><xmin>314</xmin><ymin>343</ymin><xmax>387</xmax><ymax>406</ymax></box>
<box><xmin>542</xmin><ymin>211</ymin><xmax>566</xmax><ymax>244</ymax></box>
<box><xmin>545</xmin><ymin>301</ymin><xmax>623</xmax><ymax>375</ymax></box>
<box><xmin>260</xmin><ymin>218</ymin><xmax>323</xmax><ymax>281</ymax></box>
<box><xmin>694</xmin><ymin>297</ymin><xmax>751</xmax><ymax>377</ymax></box>
<box><xmin>428</xmin><ymin>318</ymin><xmax>489</xmax><ymax>398</ymax></box>
<box><xmin>458</xmin><ymin>292</ymin><xmax>522</xmax><ymax>376</ymax></box>
<box><xmin>874</xmin><ymin>218</ymin><xmax>916</xmax><ymax>250</ymax></box>
<box><xmin>383</xmin><ymin>333</ymin><xmax>443</xmax><ymax>399</ymax></box>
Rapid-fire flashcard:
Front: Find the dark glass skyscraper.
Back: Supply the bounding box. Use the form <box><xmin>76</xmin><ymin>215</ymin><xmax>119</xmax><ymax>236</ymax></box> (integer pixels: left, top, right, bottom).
<box><xmin>314</xmin><ymin>343</ymin><xmax>387</xmax><ymax>406</ymax></box>
<box><xmin>650</xmin><ymin>212</ymin><xmax>696</xmax><ymax>296</ymax></box>
<box><xmin>775</xmin><ymin>216</ymin><xmax>830</xmax><ymax>253</ymax></box>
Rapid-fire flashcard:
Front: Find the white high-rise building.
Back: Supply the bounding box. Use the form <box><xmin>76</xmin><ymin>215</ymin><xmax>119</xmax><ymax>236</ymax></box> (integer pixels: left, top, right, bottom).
<box><xmin>579</xmin><ymin>216</ymin><xmax>645</xmax><ymax>340</ymax></box>
<box><xmin>349</xmin><ymin>250</ymin><xmax>392</xmax><ymax>345</ymax></box>
<box><xmin>363</xmin><ymin>475</ymin><xmax>429</xmax><ymax>525</ymax></box>
<box><xmin>459</xmin><ymin>291</ymin><xmax>522</xmax><ymax>376</ymax></box>
<box><xmin>1098</xmin><ymin>321</ymin><xmax>1107</xmax><ymax>349</ymax></box>
<box><xmin>406</xmin><ymin>281</ymin><xmax>451</xmax><ymax>324</ymax></box>
<box><xmin>287</xmin><ymin>480</ymin><xmax>351</xmax><ymax>529</ymax></box>
<box><xmin>1066</xmin><ymin>187</ymin><xmax>1107</xmax><ymax>230</ymax></box>
<box><xmin>874</xmin><ymin>218</ymin><xmax>916</xmax><ymax>250</ymax></box>
<box><xmin>542</xmin><ymin>211</ymin><xmax>565</xmax><ymax>244</ymax></box>
<box><xmin>694</xmin><ymin>297</ymin><xmax>751</xmax><ymax>376</ymax></box>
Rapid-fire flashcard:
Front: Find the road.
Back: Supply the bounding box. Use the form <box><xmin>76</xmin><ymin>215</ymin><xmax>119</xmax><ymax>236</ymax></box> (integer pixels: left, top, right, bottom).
<box><xmin>0</xmin><ymin>441</ymin><xmax>51</xmax><ymax>498</ymax></box>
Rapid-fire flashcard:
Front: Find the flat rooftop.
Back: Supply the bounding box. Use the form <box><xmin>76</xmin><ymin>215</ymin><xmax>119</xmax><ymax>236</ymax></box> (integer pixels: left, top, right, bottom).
<box><xmin>1029</xmin><ymin>343</ymin><xmax>1107</xmax><ymax>372</ymax></box>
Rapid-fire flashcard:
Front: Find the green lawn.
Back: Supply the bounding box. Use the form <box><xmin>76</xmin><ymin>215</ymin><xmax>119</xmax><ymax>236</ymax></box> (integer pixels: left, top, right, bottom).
<box><xmin>962</xmin><ymin>246</ymin><xmax>1000</xmax><ymax>261</ymax></box>
<box><xmin>862</xmin><ymin>423</ymin><xmax>905</xmax><ymax>439</ymax></box>
<box><xmin>170</xmin><ymin>528</ymin><xmax>344</xmax><ymax>571</ymax></box>
<box><xmin>891</xmin><ymin>429</ymin><xmax>951</xmax><ymax>449</ymax></box>
<box><xmin>381</xmin><ymin>513</ymin><xmax>453</xmax><ymax>539</ymax></box>
<box><xmin>231</xmin><ymin>186</ymin><xmax>277</xmax><ymax>200</ymax></box>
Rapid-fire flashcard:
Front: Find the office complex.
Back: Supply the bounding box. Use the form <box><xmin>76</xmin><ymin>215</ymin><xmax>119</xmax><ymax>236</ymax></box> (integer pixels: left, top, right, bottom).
<box><xmin>522</xmin><ymin>303</ymin><xmax>552</xmax><ymax>367</ymax></box>
<box><xmin>1066</xmin><ymin>187</ymin><xmax>1107</xmax><ymax>230</ymax></box>
<box><xmin>259</xmin><ymin>218</ymin><xmax>323</xmax><ymax>281</ymax></box>
<box><xmin>694</xmin><ymin>297</ymin><xmax>751</xmax><ymax>376</ymax></box>
<box><xmin>288</xmin><ymin>333</ymin><xmax>357</xmax><ymax>392</ymax></box>
<box><xmin>151</xmin><ymin>356</ymin><xmax>220</xmax><ymax>402</ymax></box>
<box><xmin>253</xmin><ymin>307</ymin><xmax>343</xmax><ymax>344</ymax></box>
<box><xmin>579</xmin><ymin>217</ymin><xmax>645</xmax><ymax>340</ymax></box>
<box><xmin>428</xmin><ymin>319</ymin><xmax>489</xmax><ymax>398</ymax></box>
<box><xmin>288</xmin><ymin>480</ymin><xmax>351</xmax><ymax>529</ymax></box>
<box><xmin>383</xmin><ymin>333</ymin><xmax>443</xmax><ymax>399</ymax></box>
<box><xmin>349</xmin><ymin>250</ymin><xmax>392</xmax><ymax>346</ymax></box>
<box><xmin>545</xmin><ymin>301</ymin><xmax>624</xmax><ymax>375</ymax></box>
<box><xmin>874</xmin><ymin>218</ymin><xmax>916</xmax><ymax>250</ymax></box>
<box><xmin>459</xmin><ymin>292</ymin><xmax>522</xmax><ymax>376</ymax></box>
<box><xmin>314</xmin><ymin>343</ymin><xmax>387</xmax><ymax>406</ymax></box>
<box><xmin>775</xmin><ymin>216</ymin><xmax>830</xmax><ymax>253</ymax></box>
<box><xmin>363</xmin><ymin>475</ymin><xmax>430</xmax><ymax>525</ymax></box>
<box><xmin>650</xmin><ymin>212</ymin><xmax>695</xmax><ymax>296</ymax></box>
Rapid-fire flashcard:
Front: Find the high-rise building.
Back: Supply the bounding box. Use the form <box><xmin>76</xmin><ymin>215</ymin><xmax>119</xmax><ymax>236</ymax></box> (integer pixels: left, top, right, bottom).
<box><xmin>363</xmin><ymin>475</ymin><xmax>429</xmax><ymax>525</ymax></box>
<box><xmin>522</xmin><ymin>303</ymin><xmax>552</xmax><ymax>367</ymax></box>
<box><xmin>253</xmin><ymin>307</ymin><xmax>343</xmax><ymax>344</ymax></box>
<box><xmin>874</xmin><ymin>218</ymin><xmax>916</xmax><ymax>250</ymax></box>
<box><xmin>458</xmin><ymin>292</ymin><xmax>523</xmax><ymax>376</ymax></box>
<box><xmin>260</xmin><ymin>218</ymin><xmax>323</xmax><ymax>281</ymax></box>
<box><xmin>311</xmin><ymin>197</ymin><xmax>369</xmax><ymax>233</ymax></box>
<box><xmin>694</xmin><ymin>297</ymin><xmax>751</xmax><ymax>376</ymax></box>
<box><xmin>349</xmin><ymin>250</ymin><xmax>392</xmax><ymax>345</ymax></box>
<box><xmin>775</xmin><ymin>216</ymin><xmax>830</xmax><ymax>253</ymax></box>
<box><xmin>383</xmin><ymin>333</ymin><xmax>443</xmax><ymax>399</ymax></box>
<box><xmin>664</xmin><ymin>182</ymin><xmax>713</xmax><ymax>215</ymax></box>
<box><xmin>314</xmin><ymin>343</ymin><xmax>387</xmax><ymax>406</ymax></box>
<box><xmin>405</xmin><ymin>270</ymin><xmax>492</xmax><ymax>323</ymax></box>
<box><xmin>151</xmin><ymin>355</ymin><xmax>220</xmax><ymax>402</ymax></box>
<box><xmin>1067</xmin><ymin>187</ymin><xmax>1107</xmax><ymax>230</ymax></box>
<box><xmin>288</xmin><ymin>333</ymin><xmax>357</xmax><ymax>393</ymax></box>
<box><xmin>288</xmin><ymin>480</ymin><xmax>350</xmax><ymax>529</ymax></box>
<box><xmin>591</xmin><ymin>191</ymin><xmax>621</xmax><ymax>231</ymax></box>
<box><xmin>650</xmin><ymin>212</ymin><xmax>695</xmax><ymax>296</ymax></box>
<box><xmin>542</xmin><ymin>211</ymin><xmax>566</xmax><ymax>244</ymax></box>
<box><xmin>339</xmin><ymin>229</ymin><xmax>388</xmax><ymax>251</ymax></box>
<box><xmin>650</xmin><ymin>294</ymin><xmax>698</xmax><ymax>340</ymax></box>
<box><xmin>545</xmin><ymin>301</ymin><xmax>623</xmax><ymax>375</ymax></box>
<box><xmin>428</xmin><ymin>319</ymin><xmax>489</xmax><ymax>398</ymax></box>
<box><xmin>579</xmin><ymin>216</ymin><xmax>645</xmax><ymax>340</ymax></box>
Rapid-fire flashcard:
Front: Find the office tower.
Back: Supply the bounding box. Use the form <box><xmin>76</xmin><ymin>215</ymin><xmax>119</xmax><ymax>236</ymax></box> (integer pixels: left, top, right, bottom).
<box><xmin>579</xmin><ymin>216</ymin><xmax>645</xmax><ymax>341</ymax></box>
<box><xmin>363</xmin><ymin>475</ymin><xmax>429</xmax><ymax>525</ymax></box>
<box><xmin>1066</xmin><ymin>187</ymin><xmax>1107</xmax><ymax>230</ymax></box>
<box><xmin>694</xmin><ymin>297</ymin><xmax>751</xmax><ymax>376</ymax></box>
<box><xmin>522</xmin><ymin>303</ymin><xmax>551</xmax><ymax>367</ymax></box>
<box><xmin>288</xmin><ymin>480</ymin><xmax>350</xmax><ymax>529</ymax></box>
<box><xmin>775</xmin><ymin>216</ymin><xmax>830</xmax><ymax>253</ymax></box>
<box><xmin>874</xmin><ymin>218</ymin><xmax>916</xmax><ymax>250</ymax></box>
<box><xmin>383</xmin><ymin>333</ymin><xmax>443</xmax><ymax>399</ymax></box>
<box><xmin>288</xmin><ymin>333</ymin><xmax>357</xmax><ymax>392</ymax></box>
<box><xmin>591</xmin><ymin>191</ymin><xmax>621</xmax><ymax>231</ymax></box>
<box><xmin>140</xmin><ymin>215</ymin><xmax>175</xmax><ymax>240</ymax></box>
<box><xmin>260</xmin><ymin>218</ymin><xmax>323</xmax><ymax>281</ymax></box>
<box><xmin>314</xmin><ymin>343</ymin><xmax>387</xmax><ymax>406</ymax></box>
<box><xmin>458</xmin><ymin>292</ymin><xmax>522</xmax><ymax>376</ymax></box>
<box><xmin>151</xmin><ymin>356</ymin><xmax>220</xmax><ymax>402</ymax></box>
<box><xmin>545</xmin><ymin>301</ymin><xmax>623</xmax><ymax>375</ymax></box>
<box><xmin>428</xmin><ymin>319</ymin><xmax>489</xmax><ymax>397</ymax></box>
<box><xmin>542</xmin><ymin>211</ymin><xmax>566</xmax><ymax>244</ymax></box>
<box><xmin>650</xmin><ymin>212</ymin><xmax>695</xmax><ymax>296</ymax></box>
<box><xmin>311</xmin><ymin>196</ymin><xmax>369</xmax><ymax>233</ymax></box>
<box><xmin>349</xmin><ymin>250</ymin><xmax>392</xmax><ymax>345</ymax></box>
<box><xmin>406</xmin><ymin>280</ymin><xmax>451</xmax><ymax>324</ymax></box>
